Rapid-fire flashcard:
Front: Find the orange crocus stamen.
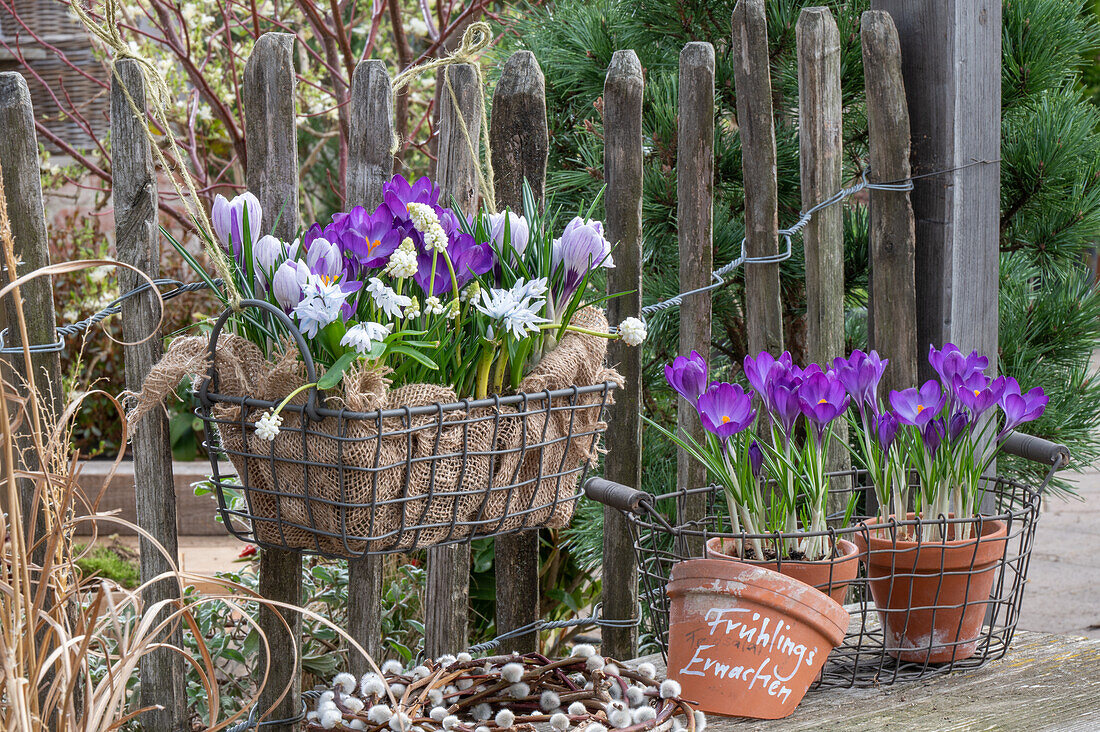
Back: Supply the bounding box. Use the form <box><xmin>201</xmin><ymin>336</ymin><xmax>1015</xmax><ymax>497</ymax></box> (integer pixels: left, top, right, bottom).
<box><xmin>916</xmin><ymin>404</ymin><xmax>925</xmax><ymax>414</ymax></box>
<box><xmin>818</xmin><ymin>398</ymin><xmax>828</xmax><ymax>404</ymax></box>
<box><xmin>974</xmin><ymin>389</ymin><xmax>981</xmax><ymax>397</ymax></box>
<box><xmin>721</xmin><ymin>415</ymin><xmax>731</xmax><ymax>424</ymax></box>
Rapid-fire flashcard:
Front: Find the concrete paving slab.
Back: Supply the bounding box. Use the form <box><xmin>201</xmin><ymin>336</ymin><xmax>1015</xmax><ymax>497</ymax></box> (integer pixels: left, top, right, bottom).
<box><xmin>1017</xmin><ymin>468</ymin><xmax>1100</xmax><ymax>639</ymax></box>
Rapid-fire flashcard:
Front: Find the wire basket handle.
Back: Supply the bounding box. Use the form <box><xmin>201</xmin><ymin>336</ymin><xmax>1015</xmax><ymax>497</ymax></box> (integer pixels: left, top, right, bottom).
<box><xmin>1001</xmin><ymin>431</ymin><xmax>1070</xmax><ymax>468</ymax></box>
<box><xmin>198</xmin><ymin>298</ymin><xmax>324</xmax><ymax>421</ymax></box>
<box><xmin>583</xmin><ymin>477</ymin><xmax>649</xmax><ymax>514</ymax></box>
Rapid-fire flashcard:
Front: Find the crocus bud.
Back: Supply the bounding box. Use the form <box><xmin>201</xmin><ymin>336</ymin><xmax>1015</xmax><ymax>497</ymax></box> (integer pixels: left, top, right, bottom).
<box><xmin>211</xmin><ymin>191</ymin><xmax>262</xmax><ymax>262</ymax></box>
<box><xmin>252</xmin><ymin>234</ymin><xmax>285</xmax><ymax>291</ymax></box>
<box><xmin>488</xmin><ymin>211</ymin><xmax>529</xmax><ymax>255</ymax></box>
<box><xmin>306</xmin><ymin>236</ymin><xmax>343</xmax><ymax>278</ymax></box>
<box><xmin>272</xmin><ymin>259</ymin><xmax>308</xmax><ymax>311</ymax></box>
<box><xmin>748</xmin><ymin>440</ymin><xmax>764</xmax><ymax>479</ymax></box>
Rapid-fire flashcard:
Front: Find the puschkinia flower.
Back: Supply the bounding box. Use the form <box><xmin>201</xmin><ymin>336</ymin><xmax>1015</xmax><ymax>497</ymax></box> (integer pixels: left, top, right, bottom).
<box><xmin>293</xmin><ymin>274</ymin><xmax>357</xmax><ymax>338</ymax></box>
<box><xmin>888</xmin><ymin>379</ymin><xmax>946</xmax><ymax>427</ymax></box>
<box><xmin>832</xmin><ymin>349</ymin><xmax>888</xmax><ymax>416</ymax></box>
<box><xmin>384</xmin><ymin>237</ymin><xmax>419</xmax><ymax>279</ymax></box>
<box><xmin>341</xmin><ymin>322</ymin><xmax>392</xmax><ymax>355</ymax></box>
<box><xmin>254</xmin><ymin>410</ymin><xmax>282</xmax><ymax>441</ymax></box>
<box><xmin>475</xmin><ymin>278</ymin><xmax>550</xmax><ymax>340</ymax></box>
<box><xmin>665</xmin><ymin>350</ymin><xmax>708</xmax><ymax>406</ymax></box>
<box><xmin>488</xmin><ymin>211</ymin><xmax>529</xmax><ymax>255</ymax></box>
<box><xmin>696</xmin><ymin>382</ymin><xmax>756</xmax><ymax>441</ymax></box>
<box><xmin>212</xmin><ymin>191</ymin><xmax>261</xmax><ymax>261</ymax></box>
<box><xmin>551</xmin><ymin>217</ymin><xmax>614</xmax><ymax>300</ymax></box>
<box><xmin>953</xmin><ymin>372</ymin><xmax>1007</xmax><ymax>418</ymax></box>
<box><xmin>618</xmin><ymin>317</ymin><xmax>647</xmax><ymax>346</ymax></box>
<box><xmin>366</xmin><ymin>277</ymin><xmax>412</xmax><ymax>320</ymax></box>
<box><xmin>928</xmin><ymin>343</ymin><xmax>989</xmax><ymax>390</ymax></box>
<box><xmin>999</xmin><ymin>377</ymin><xmax>1048</xmax><ymax>433</ymax></box>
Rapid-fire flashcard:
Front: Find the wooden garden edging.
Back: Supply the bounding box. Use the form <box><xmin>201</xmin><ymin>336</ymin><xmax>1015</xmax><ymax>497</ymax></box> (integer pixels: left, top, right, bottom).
<box><xmin>0</xmin><ymin>2</ymin><xmax>992</xmax><ymax>726</ymax></box>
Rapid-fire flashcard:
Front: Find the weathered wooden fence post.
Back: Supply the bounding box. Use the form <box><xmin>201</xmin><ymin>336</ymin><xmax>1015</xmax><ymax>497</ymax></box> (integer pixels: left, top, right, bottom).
<box><xmin>732</xmin><ymin>0</ymin><xmax>784</xmax><ymax>357</ymax></box>
<box><xmin>602</xmin><ymin>49</ymin><xmax>643</xmax><ymax>661</ymax></box>
<box><xmin>243</xmin><ymin>32</ymin><xmax>302</xmax><ymax>731</ymax></box>
<box><xmin>675</xmin><ymin>42</ymin><xmax>714</xmax><ymax>555</ymax></box>
<box><xmin>871</xmin><ymin>0</ymin><xmax>1001</xmax><ymax>378</ymax></box>
<box><xmin>861</xmin><ymin>11</ymin><xmax>918</xmax><ymax>398</ymax></box>
<box><xmin>346</xmin><ymin>58</ymin><xmax>394</xmax><ymax>671</ymax></box>
<box><xmin>112</xmin><ymin>58</ymin><xmax>187</xmax><ymax>730</ymax></box>
<box><xmin>0</xmin><ymin>73</ymin><xmax>63</xmax><ymax>562</ymax></box>
<box><xmin>489</xmin><ymin>50</ymin><xmax>549</xmax><ymax>654</ymax></box>
<box><xmin>426</xmin><ymin>62</ymin><xmax>482</xmax><ymax>657</ymax></box>
<box><xmin>797</xmin><ymin>7</ymin><xmax>849</xmax><ymax>493</ymax></box>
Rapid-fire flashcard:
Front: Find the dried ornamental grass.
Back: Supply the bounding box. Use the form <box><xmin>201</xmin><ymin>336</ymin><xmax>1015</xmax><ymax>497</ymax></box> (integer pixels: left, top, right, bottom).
<box><xmin>305</xmin><ymin>649</ymin><xmax>705</xmax><ymax>732</ymax></box>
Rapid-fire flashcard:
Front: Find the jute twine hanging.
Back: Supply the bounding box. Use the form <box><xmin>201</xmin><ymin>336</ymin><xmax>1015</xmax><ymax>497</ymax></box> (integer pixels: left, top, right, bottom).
<box><xmin>70</xmin><ymin>0</ymin><xmax>243</xmax><ymax>307</ymax></box>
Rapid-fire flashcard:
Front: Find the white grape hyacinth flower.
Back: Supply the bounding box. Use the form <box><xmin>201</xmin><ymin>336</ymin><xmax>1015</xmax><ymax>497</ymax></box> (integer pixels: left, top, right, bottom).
<box><xmin>367</xmin><ymin>277</ymin><xmax>412</xmax><ymax>319</ymax></box>
<box><xmin>384</xmin><ymin>238</ymin><xmax>420</xmax><ymax>279</ymax></box>
<box><xmin>403</xmin><ymin>296</ymin><xmax>421</xmax><ymax>319</ymax></box>
<box><xmin>341</xmin><ymin>322</ymin><xmax>392</xmax><ymax>356</ymax></box>
<box><xmin>425</xmin><ymin>295</ymin><xmax>446</xmax><ymax>316</ymax></box>
<box><xmin>618</xmin><ymin>317</ymin><xmax>647</xmax><ymax>346</ymax></box>
<box><xmin>254</xmin><ymin>411</ymin><xmax>282</xmax><ymax>441</ymax></box>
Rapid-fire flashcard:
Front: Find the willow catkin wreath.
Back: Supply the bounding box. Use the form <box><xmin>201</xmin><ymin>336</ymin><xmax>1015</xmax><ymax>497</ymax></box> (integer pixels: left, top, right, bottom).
<box><xmin>306</xmin><ymin>647</ymin><xmax>704</xmax><ymax>732</ymax></box>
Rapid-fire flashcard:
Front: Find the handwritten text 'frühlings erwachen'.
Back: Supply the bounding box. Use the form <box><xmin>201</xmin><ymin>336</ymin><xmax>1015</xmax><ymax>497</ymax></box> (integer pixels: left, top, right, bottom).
<box><xmin>677</xmin><ymin>608</ymin><xmax>821</xmax><ymax>705</ymax></box>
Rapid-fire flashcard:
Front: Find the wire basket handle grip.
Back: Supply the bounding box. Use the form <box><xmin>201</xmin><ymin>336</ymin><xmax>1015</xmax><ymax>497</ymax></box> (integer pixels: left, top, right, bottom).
<box><xmin>1001</xmin><ymin>432</ymin><xmax>1070</xmax><ymax>469</ymax></box>
<box><xmin>584</xmin><ymin>477</ymin><xmax>649</xmax><ymax>515</ymax></box>
<box><xmin>199</xmin><ymin>298</ymin><xmax>323</xmax><ymax>421</ymax></box>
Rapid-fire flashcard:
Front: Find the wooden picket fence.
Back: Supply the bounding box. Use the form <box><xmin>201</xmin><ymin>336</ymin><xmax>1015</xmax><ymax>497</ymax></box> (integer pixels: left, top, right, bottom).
<box><xmin>0</xmin><ymin>2</ymin><xmax>919</xmax><ymax>729</ymax></box>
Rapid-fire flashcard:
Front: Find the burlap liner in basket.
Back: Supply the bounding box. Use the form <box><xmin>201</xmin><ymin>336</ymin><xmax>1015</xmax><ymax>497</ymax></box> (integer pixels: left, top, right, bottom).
<box><xmin>130</xmin><ymin>307</ymin><xmax>622</xmax><ymax>555</ymax></box>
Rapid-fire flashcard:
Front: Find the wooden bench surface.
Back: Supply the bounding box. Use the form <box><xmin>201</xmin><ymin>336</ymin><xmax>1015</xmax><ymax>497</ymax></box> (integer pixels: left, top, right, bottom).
<box><xmin>633</xmin><ymin>630</ymin><xmax>1100</xmax><ymax>730</ymax></box>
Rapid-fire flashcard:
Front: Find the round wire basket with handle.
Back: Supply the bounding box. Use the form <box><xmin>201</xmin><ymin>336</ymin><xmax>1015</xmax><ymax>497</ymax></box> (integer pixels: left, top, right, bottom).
<box><xmin>196</xmin><ymin>299</ymin><xmax>618</xmax><ymax>558</ymax></box>
<box><xmin>583</xmin><ymin>432</ymin><xmax>1068</xmax><ymax>688</ymax></box>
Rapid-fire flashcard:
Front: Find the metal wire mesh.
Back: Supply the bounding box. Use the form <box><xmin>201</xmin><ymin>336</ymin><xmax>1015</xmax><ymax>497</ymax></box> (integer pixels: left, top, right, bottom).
<box><xmin>627</xmin><ymin>470</ymin><xmax>1044</xmax><ymax>688</ymax></box>
<box><xmin>198</xmin><ymin>381</ymin><xmax>615</xmax><ymax>558</ymax></box>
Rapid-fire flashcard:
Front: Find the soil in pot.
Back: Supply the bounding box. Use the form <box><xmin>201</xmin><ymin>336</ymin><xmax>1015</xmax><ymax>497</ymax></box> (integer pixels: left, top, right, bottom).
<box><xmin>666</xmin><ymin>558</ymin><xmax>849</xmax><ymax>719</ymax></box>
<box><xmin>852</xmin><ymin>513</ymin><xmax>1008</xmax><ymax>664</ymax></box>
<box><xmin>705</xmin><ymin>536</ymin><xmax>860</xmax><ymax>605</ymax></box>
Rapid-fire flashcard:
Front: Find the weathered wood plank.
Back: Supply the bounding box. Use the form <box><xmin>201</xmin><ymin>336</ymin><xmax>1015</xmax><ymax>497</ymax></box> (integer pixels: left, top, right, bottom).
<box><xmin>861</xmin><ymin>11</ymin><xmax>918</xmax><ymax>399</ymax></box>
<box><xmin>112</xmin><ymin>58</ymin><xmax>187</xmax><ymax>731</ymax></box>
<box><xmin>732</xmin><ymin>0</ymin><xmax>783</xmax><ymax>357</ymax></box>
<box><xmin>346</xmin><ymin>58</ymin><xmax>393</xmax><ymax>671</ymax></box>
<box><xmin>871</xmin><ymin>0</ymin><xmax>1001</xmax><ymax>379</ymax></box>
<box><xmin>0</xmin><ymin>72</ymin><xmax>64</xmax><ymax>556</ymax></box>
<box><xmin>244</xmin><ymin>32</ymin><xmax>302</xmax><ymax>732</ymax></box>
<box><xmin>426</xmin><ymin>62</ymin><xmax>482</xmax><ymax>657</ymax></box>
<box><xmin>675</xmin><ymin>42</ymin><xmax>714</xmax><ymax>557</ymax></box>
<box><xmin>489</xmin><ymin>50</ymin><xmax>549</xmax><ymax>654</ymax></box>
<box><xmin>602</xmin><ymin>49</ymin><xmax>644</xmax><ymax>661</ymax></box>
<box><xmin>797</xmin><ymin>7</ymin><xmax>849</xmax><ymax>500</ymax></box>
<box><xmin>636</xmin><ymin>631</ymin><xmax>1100</xmax><ymax>730</ymax></box>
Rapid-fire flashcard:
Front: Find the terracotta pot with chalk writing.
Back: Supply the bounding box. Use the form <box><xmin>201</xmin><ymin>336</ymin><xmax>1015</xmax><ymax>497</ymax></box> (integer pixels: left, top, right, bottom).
<box><xmin>705</xmin><ymin>536</ymin><xmax>860</xmax><ymax>605</ymax></box>
<box><xmin>666</xmin><ymin>558</ymin><xmax>849</xmax><ymax>719</ymax></box>
<box><xmin>852</xmin><ymin>513</ymin><xmax>1008</xmax><ymax>664</ymax></box>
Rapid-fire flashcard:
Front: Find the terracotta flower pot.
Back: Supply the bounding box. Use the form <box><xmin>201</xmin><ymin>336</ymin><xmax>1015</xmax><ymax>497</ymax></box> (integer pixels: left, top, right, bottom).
<box><xmin>666</xmin><ymin>559</ymin><xmax>849</xmax><ymax>719</ymax></box>
<box><xmin>705</xmin><ymin>536</ymin><xmax>860</xmax><ymax>605</ymax></box>
<box><xmin>852</xmin><ymin>513</ymin><xmax>1008</xmax><ymax>664</ymax></box>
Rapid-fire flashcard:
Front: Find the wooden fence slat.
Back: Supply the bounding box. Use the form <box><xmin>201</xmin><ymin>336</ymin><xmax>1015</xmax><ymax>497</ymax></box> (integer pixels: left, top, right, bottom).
<box><xmin>112</xmin><ymin>57</ymin><xmax>187</xmax><ymax>730</ymax></box>
<box><xmin>861</xmin><ymin>11</ymin><xmax>918</xmax><ymax>399</ymax></box>
<box><xmin>602</xmin><ymin>49</ymin><xmax>644</xmax><ymax>661</ymax></box>
<box><xmin>675</xmin><ymin>41</ymin><xmax>714</xmax><ymax>557</ymax></box>
<box><xmin>243</xmin><ymin>32</ymin><xmax>302</xmax><ymax>732</ymax></box>
<box><xmin>0</xmin><ymin>70</ymin><xmax>66</xmax><ymax>720</ymax></box>
<box><xmin>732</xmin><ymin>0</ymin><xmax>784</xmax><ymax>357</ymax></box>
<box><xmin>797</xmin><ymin>7</ymin><xmax>849</xmax><ymax>497</ymax></box>
<box><xmin>426</xmin><ymin>62</ymin><xmax>482</xmax><ymax>657</ymax></box>
<box><xmin>489</xmin><ymin>50</ymin><xmax>549</xmax><ymax>654</ymax></box>
<box><xmin>346</xmin><ymin>58</ymin><xmax>393</xmax><ymax>672</ymax></box>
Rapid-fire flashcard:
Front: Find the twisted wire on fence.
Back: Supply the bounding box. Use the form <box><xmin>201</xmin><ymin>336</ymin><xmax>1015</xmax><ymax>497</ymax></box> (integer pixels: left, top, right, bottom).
<box><xmin>0</xmin><ymin>167</ymin><xmax>921</xmax><ymax>353</ymax></box>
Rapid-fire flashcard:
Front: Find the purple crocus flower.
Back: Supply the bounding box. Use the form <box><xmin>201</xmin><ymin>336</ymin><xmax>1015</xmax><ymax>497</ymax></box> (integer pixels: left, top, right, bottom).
<box><xmin>922</xmin><ymin>418</ymin><xmax>946</xmax><ymax>458</ymax></box>
<box><xmin>331</xmin><ymin>205</ymin><xmax>403</xmax><ymax>272</ymax></box>
<box><xmin>748</xmin><ymin>441</ymin><xmax>764</xmax><ymax>478</ymax></box>
<box><xmin>796</xmin><ymin>371</ymin><xmax>851</xmax><ymax>444</ymax></box>
<box><xmin>211</xmin><ymin>191</ymin><xmax>262</xmax><ymax>262</ymax></box>
<box><xmin>953</xmin><ymin>372</ymin><xmax>1008</xmax><ymax>418</ymax></box>
<box><xmin>551</xmin><ymin>217</ymin><xmax>614</xmax><ymax>300</ymax></box>
<box><xmin>696</xmin><ymin>382</ymin><xmax>756</xmax><ymax>442</ymax></box>
<box><xmin>889</xmin><ymin>380</ymin><xmax>946</xmax><ymax>427</ymax></box>
<box><xmin>382</xmin><ymin>174</ymin><xmax>442</xmax><ymax>222</ymax></box>
<box><xmin>832</xmin><ymin>349</ymin><xmax>889</xmax><ymax>416</ymax></box>
<box><xmin>928</xmin><ymin>343</ymin><xmax>989</xmax><ymax>390</ymax></box>
<box><xmin>948</xmin><ymin>410</ymin><xmax>970</xmax><ymax>443</ymax></box>
<box><xmin>999</xmin><ymin>377</ymin><xmax>1049</xmax><ymax>433</ymax></box>
<box><xmin>743</xmin><ymin>351</ymin><xmax>793</xmax><ymax>396</ymax></box>
<box><xmin>876</xmin><ymin>412</ymin><xmax>899</xmax><ymax>452</ymax></box>
<box><xmin>413</xmin><ymin>230</ymin><xmax>495</xmax><ymax>296</ymax></box>
<box><xmin>765</xmin><ymin>376</ymin><xmax>803</xmax><ymax>444</ymax></box>
<box><xmin>304</xmin><ymin>236</ymin><xmax>343</xmax><ymax>279</ymax></box>
<box><xmin>665</xmin><ymin>351</ymin><xmax>708</xmax><ymax>406</ymax></box>
<box><xmin>272</xmin><ymin>259</ymin><xmax>309</xmax><ymax>311</ymax></box>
